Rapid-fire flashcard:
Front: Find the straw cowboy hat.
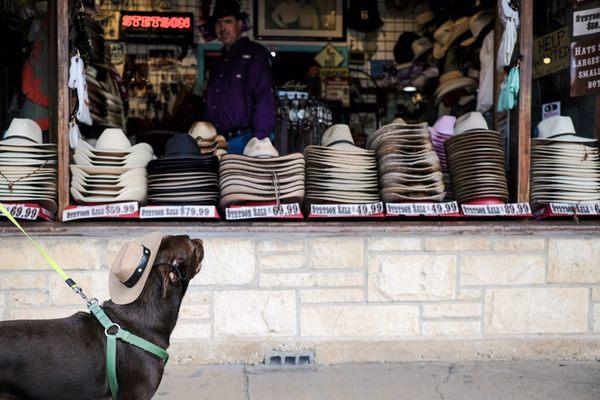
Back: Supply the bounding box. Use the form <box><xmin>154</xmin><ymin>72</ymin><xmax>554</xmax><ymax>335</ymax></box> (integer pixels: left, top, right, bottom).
<box><xmin>109</xmin><ymin>231</ymin><xmax>164</xmax><ymax>305</ymax></box>
<box><xmin>434</xmin><ymin>71</ymin><xmax>478</xmax><ymax>103</ymax></box>
<box><xmin>243</xmin><ymin>137</ymin><xmax>279</xmax><ymax>158</ymax></box>
<box><xmin>321</xmin><ymin>124</ymin><xmax>365</xmax><ymax>152</ymax></box>
<box><xmin>461</xmin><ymin>11</ymin><xmax>494</xmax><ymax>47</ymax></box>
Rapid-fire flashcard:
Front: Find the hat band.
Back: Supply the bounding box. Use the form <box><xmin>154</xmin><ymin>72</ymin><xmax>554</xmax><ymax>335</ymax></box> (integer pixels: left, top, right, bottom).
<box><xmin>122</xmin><ymin>245</ymin><xmax>151</xmax><ymax>288</ymax></box>
<box><xmin>3</xmin><ymin>135</ymin><xmax>38</xmax><ymax>143</ymax></box>
<box><xmin>326</xmin><ymin>140</ymin><xmax>355</xmax><ymax>147</ymax></box>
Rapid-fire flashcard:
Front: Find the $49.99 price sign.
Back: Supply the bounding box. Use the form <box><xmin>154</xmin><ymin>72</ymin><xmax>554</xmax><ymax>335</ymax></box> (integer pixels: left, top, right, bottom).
<box><xmin>309</xmin><ymin>202</ymin><xmax>384</xmax><ymax>218</ymax></box>
<box><xmin>386</xmin><ymin>201</ymin><xmax>459</xmax><ymax>217</ymax></box>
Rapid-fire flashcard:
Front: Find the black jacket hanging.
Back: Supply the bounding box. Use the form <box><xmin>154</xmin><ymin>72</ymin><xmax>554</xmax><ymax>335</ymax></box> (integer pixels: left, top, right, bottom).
<box><xmin>347</xmin><ymin>0</ymin><xmax>383</xmax><ymax>32</ymax></box>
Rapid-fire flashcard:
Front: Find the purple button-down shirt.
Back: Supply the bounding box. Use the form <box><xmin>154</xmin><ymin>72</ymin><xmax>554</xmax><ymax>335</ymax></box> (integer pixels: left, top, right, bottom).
<box><xmin>205</xmin><ymin>37</ymin><xmax>276</xmax><ymax>139</ymax></box>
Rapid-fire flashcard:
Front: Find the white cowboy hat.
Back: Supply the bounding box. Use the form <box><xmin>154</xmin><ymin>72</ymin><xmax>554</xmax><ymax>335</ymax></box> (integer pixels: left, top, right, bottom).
<box><xmin>189</xmin><ymin>121</ymin><xmax>217</xmax><ymax>141</ymax></box>
<box><xmin>461</xmin><ymin>11</ymin><xmax>494</xmax><ymax>46</ymax></box>
<box><xmin>534</xmin><ymin>116</ymin><xmax>596</xmax><ymax>143</ymax></box>
<box><xmin>454</xmin><ymin>112</ymin><xmax>489</xmax><ymax>135</ymax></box>
<box><xmin>1</xmin><ymin>118</ymin><xmax>53</xmax><ymax>147</ymax></box>
<box><xmin>77</xmin><ymin>129</ymin><xmax>154</xmax><ymax>155</ymax></box>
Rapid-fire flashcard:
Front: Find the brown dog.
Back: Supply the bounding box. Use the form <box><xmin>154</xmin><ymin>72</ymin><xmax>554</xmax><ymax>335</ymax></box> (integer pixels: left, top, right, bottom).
<box><xmin>0</xmin><ymin>235</ymin><xmax>204</xmax><ymax>400</ymax></box>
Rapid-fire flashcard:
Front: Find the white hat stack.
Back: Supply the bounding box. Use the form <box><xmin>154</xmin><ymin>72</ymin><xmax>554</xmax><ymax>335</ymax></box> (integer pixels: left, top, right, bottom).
<box><xmin>70</xmin><ymin>128</ymin><xmax>154</xmax><ymax>204</ymax></box>
<box><xmin>304</xmin><ymin>124</ymin><xmax>380</xmax><ymax>204</ymax></box>
<box><xmin>531</xmin><ymin>116</ymin><xmax>600</xmax><ymax>205</ymax></box>
<box><xmin>0</xmin><ymin>119</ymin><xmax>58</xmax><ymax>213</ymax></box>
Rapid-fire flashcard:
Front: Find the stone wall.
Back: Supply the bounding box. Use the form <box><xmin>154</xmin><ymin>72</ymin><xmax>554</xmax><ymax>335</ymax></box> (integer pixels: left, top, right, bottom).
<box><xmin>1</xmin><ymin>228</ymin><xmax>599</xmax><ymax>364</ymax></box>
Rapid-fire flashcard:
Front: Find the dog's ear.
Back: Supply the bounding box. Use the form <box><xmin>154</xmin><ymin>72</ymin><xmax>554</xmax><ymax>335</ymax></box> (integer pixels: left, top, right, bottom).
<box><xmin>158</xmin><ymin>259</ymin><xmax>183</xmax><ymax>298</ymax></box>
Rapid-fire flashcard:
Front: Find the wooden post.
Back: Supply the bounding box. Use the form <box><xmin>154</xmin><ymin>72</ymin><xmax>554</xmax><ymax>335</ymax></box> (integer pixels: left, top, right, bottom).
<box><xmin>595</xmin><ymin>95</ymin><xmax>600</xmax><ymax>140</ymax></box>
<box><xmin>49</xmin><ymin>0</ymin><xmax>70</xmax><ymax>220</ymax></box>
<box><xmin>516</xmin><ymin>0</ymin><xmax>532</xmax><ymax>202</ymax></box>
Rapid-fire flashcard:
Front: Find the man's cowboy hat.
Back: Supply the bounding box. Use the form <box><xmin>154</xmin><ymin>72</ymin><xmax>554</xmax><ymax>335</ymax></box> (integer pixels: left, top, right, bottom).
<box><xmin>534</xmin><ymin>116</ymin><xmax>596</xmax><ymax>143</ymax></box>
<box><xmin>0</xmin><ymin>119</ymin><xmax>54</xmax><ymax>147</ymax></box>
<box><xmin>109</xmin><ymin>232</ymin><xmax>164</xmax><ymax>305</ymax></box>
<box><xmin>243</xmin><ymin>137</ymin><xmax>279</xmax><ymax>158</ymax></box>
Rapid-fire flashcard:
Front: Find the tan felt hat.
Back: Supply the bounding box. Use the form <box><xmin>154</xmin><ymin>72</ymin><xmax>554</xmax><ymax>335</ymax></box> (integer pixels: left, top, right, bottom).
<box><xmin>109</xmin><ymin>231</ymin><xmax>164</xmax><ymax>305</ymax></box>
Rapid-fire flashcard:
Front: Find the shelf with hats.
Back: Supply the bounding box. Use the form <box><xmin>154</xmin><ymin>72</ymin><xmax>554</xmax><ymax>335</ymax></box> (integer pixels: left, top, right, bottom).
<box><xmin>0</xmin><ymin>119</ymin><xmax>59</xmax><ymax>221</ymax></box>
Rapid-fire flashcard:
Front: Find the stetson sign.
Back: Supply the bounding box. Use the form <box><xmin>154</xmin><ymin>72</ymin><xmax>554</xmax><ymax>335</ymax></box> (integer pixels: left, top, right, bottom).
<box><xmin>119</xmin><ymin>11</ymin><xmax>194</xmax><ymax>44</ymax></box>
<box><xmin>570</xmin><ymin>35</ymin><xmax>600</xmax><ymax>97</ymax></box>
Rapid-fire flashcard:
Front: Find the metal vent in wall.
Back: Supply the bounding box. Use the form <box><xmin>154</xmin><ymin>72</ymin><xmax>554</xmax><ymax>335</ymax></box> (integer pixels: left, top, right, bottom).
<box><xmin>265</xmin><ymin>350</ymin><xmax>315</xmax><ymax>367</ymax></box>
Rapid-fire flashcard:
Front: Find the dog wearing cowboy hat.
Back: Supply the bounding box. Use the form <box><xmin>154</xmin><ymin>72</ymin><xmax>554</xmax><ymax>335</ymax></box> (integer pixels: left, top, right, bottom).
<box><xmin>0</xmin><ymin>232</ymin><xmax>204</xmax><ymax>399</ymax></box>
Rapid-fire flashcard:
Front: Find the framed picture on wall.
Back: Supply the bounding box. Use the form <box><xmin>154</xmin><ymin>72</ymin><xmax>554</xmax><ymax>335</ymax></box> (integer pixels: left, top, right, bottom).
<box><xmin>254</xmin><ymin>0</ymin><xmax>346</xmax><ymax>41</ymax></box>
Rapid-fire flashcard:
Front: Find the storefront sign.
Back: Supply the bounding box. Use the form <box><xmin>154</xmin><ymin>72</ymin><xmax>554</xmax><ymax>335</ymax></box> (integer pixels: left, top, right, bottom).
<box><xmin>570</xmin><ymin>35</ymin><xmax>600</xmax><ymax>97</ymax></box>
<box><xmin>542</xmin><ymin>101</ymin><xmax>561</xmax><ymax>119</ymax></box>
<box><xmin>309</xmin><ymin>202</ymin><xmax>384</xmax><ymax>218</ymax></box>
<box><xmin>225</xmin><ymin>203</ymin><xmax>303</xmax><ymax>220</ymax></box>
<box><xmin>461</xmin><ymin>202</ymin><xmax>532</xmax><ymax>217</ymax></box>
<box><xmin>119</xmin><ymin>12</ymin><xmax>194</xmax><ymax>44</ymax></box>
<box><xmin>386</xmin><ymin>201</ymin><xmax>459</xmax><ymax>217</ymax></box>
<box><xmin>573</xmin><ymin>7</ymin><xmax>600</xmax><ymax>37</ymax></box>
<box><xmin>139</xmin><ymin>205</ymin><xmax>218</xmax><ymax>219</ymax></box>
<box><xmin>62</xmin><ymin>202</ymin><xmax>139</xmax><ymax>221</ymax></box>
<box><xmin>533</xmin><ymin>27</ymin><xmax>570</xmax><ymax>78</ymax></box>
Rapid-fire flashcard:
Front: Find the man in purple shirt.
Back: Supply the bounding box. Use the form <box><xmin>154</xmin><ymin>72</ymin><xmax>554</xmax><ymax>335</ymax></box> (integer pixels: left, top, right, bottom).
<box><xmin>205</xmin><ymin>0</ymin><xmax>276</xmax><ymax>154</ymax></box>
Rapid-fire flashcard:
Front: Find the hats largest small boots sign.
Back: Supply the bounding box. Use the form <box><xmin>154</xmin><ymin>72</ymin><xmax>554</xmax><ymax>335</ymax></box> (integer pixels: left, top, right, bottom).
<box><xmin>570</xmin><ymin>5</ymin><xmax>600</xmax><ymax>97</ymax></box>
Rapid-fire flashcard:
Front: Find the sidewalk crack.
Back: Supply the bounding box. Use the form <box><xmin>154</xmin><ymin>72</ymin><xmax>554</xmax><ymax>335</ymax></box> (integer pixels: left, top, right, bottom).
<box><xmin>434</xmin><ymin>362</ymin><xmax>456</xmax><ymax>400</ymax></box>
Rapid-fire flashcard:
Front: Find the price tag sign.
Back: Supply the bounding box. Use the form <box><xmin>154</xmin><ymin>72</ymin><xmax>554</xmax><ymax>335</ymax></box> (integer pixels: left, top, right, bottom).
<box><xmin>573</xmin><ymin>7</ymin><xmax>600</xmax><ymax>37</ymax></box>
<box><xmin>0</xmin><ymin>203</ymin><xmax>40</xmax><ymax>221</ymax></box>
<box><xmin>386</xmin><ymin>201</ymin><xmax>459</xmax><ymax>217</ymax></box>
<box><xmin>548</xmin><ymin>202</ymin><xmax>600</xmax><ymax>215</ymax></box>
<box><xmin>309</xmin><ymin>202</ymin><xmax>384</xmax><ymax>218</ymax></box>
<box><xmin>225</xmin><ymin>203</ymin><xmax>302</xmax><ymax>220</ymax></box>
<box><xmin>62</xmin><ymin>202</ymin><xmax>139</xmax><ymax>221</ymax></box>
<box><xmin>139</xmin><ymin>205</ymin><xmax>218</xmax><ymax>219</ymax></box>
<box><xmin>461</xmin><ymin>202</ymin><xmax>532</xmax><ymax>217</ymax></box>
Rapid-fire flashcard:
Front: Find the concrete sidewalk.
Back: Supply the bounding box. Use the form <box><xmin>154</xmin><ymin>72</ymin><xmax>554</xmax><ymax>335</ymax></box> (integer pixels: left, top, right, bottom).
<box><xmin>155</xmin><ymin>361</ymin><xmax>600</xmax><ymax>399</ymax></box>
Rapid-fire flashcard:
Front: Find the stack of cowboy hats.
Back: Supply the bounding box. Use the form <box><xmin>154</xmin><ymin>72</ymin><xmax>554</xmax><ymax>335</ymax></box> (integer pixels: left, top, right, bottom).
<box><xmin>304</xmin><ymin>124</ymin><xmax>380</xmax><ymax>204</ymax></box>
<box><xmin>218</xmin><ymin>138</ymin><xmax>305</xmax><ymax>208</ymax></box>
<box><xmin>444</xmin><ymin>112</ymin><xmax>509</xmax><ymax>204</ymax></box>
<box><xmin>189</xmin><ymin>121</ymin><xmax>228</xmax><ymax>158</ymax></box>
<box><xmin>368</xmin><ymin>119</ymin><xmax>445</xmax><ymax>202</ymax></box>
<box><xmin>429</xmin><ymin>115</ymin><xmax>457</xmax><ymax>199</ymax></box>
<box><xmin>70</xmin><ymin>128</ymin><xmax>154</xmax><ymax>204</ymax></box>
<box><xmin>0</xmin><ymin>118</ymin><xmax>58</xmax><ymax>213</ymax></box>
<box><xmin>146</xmin><ymin>133</ymin><xmax>220</xmax><ymax>205</ymax></box>
<box><xmin>530</xmin><ymin>116</ymin><xmax>600</xmax><ymax>205</ymax></box>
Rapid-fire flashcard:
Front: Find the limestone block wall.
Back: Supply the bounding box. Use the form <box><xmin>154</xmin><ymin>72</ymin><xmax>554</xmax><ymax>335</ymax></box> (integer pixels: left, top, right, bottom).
<box><xmin>0</xmin><ymin>230</ymin><xmax>599</xmax><ymax>364</ymax></box>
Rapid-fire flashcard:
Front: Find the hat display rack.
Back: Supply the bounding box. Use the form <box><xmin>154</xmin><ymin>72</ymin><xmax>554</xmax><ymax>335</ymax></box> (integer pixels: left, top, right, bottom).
<box><xmin>305</xmin><ymin>124</ymin><xmax>380</xmax><ymax>208</ymax></box>
<box><xmin>0</xmin><ymin>119</ymin><xmax>58</xmax><ymax>217</ymax></box>
<box><xmin>218</xmin><ymin>138</ymin><xmax>306</xmax><ymax>210</ymax></box>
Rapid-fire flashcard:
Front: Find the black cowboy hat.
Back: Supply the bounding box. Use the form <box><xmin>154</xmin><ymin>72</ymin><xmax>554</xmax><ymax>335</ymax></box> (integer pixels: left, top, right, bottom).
<box><xmin>211</xmin><ymin>0</ymin><xmax>248</xmax><ymax>22</ymax></box>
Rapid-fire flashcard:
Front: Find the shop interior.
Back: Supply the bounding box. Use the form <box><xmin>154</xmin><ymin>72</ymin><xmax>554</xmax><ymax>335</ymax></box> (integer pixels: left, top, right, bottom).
<box><xmin>0</xmin><ymin>0</ymin><xmax>599</xmax><ymax>221</ymax></box>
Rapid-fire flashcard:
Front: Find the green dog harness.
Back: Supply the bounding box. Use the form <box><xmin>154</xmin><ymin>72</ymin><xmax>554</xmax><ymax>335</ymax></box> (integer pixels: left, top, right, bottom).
<box><xmin>89</xmin><ymin>301</ymin><xmax>169</xmax><ymax>400</ymax></box>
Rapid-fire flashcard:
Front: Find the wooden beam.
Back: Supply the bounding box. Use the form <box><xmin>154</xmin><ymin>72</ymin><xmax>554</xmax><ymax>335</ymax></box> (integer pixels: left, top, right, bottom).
<box><xmin>50</xmin><ymin>0</ymin><xmax>70</xmax><ymax>221</ymax></box>
<box><xmin>516</xmin><ymin>0</ymin><xmax>533</xmax><ymax>202</ymax></box>
<box><xmin>595</xmin><ymin>95</ymin><xmax>600</xmax><ymax>140</ymax></box>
